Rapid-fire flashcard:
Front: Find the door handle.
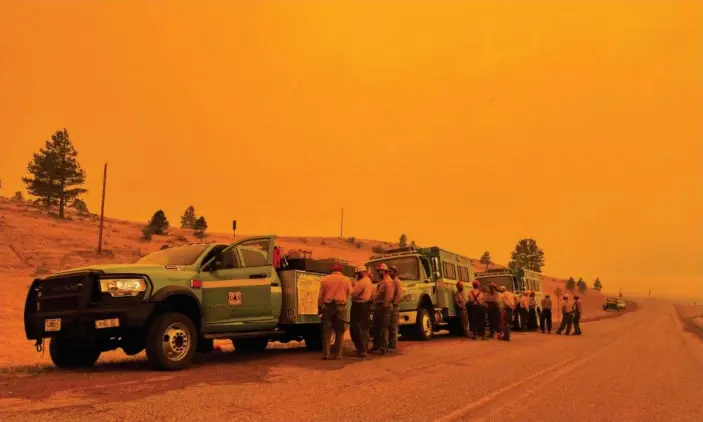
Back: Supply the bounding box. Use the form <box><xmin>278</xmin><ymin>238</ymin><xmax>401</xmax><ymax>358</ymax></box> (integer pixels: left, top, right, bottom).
<box><xmin>271</xmin><ymin>282</ymin><xmax>279</xmax><ymax>286</ymax></box>
<box><xmin>249</xmin><ymin>273</ymin><xmax>267</xmax><ymax>279</ymax></box>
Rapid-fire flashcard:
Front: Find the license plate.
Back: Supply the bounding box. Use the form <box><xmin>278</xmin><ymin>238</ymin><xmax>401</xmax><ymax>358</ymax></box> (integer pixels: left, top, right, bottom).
<box><xmin>45</xmin><ymin>319</ymin><xmax>61</xmax><ymax>332</ymax></box>
<box><xmin>95</xmin><ymin>318</ymin><xmax>120</xmax><ymax>329</ymax></box>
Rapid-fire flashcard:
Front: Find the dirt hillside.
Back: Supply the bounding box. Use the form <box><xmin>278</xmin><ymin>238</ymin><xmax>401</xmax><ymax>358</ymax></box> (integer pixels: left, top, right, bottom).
<box><xmin>0</xmin><ymin>196</ymin><xmax>608</xmax><ymax>368</ymax></box>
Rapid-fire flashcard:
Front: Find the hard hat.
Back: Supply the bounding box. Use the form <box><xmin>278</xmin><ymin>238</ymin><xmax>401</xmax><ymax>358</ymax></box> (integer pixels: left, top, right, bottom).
<box><xmin>545</xmin><ymin>294</ymin><xmax>550</xmax><ymax>298</ymax></box>
<box><xmin>355</xmin><ymin>265</ymin><xmax>367</xmax><ymax>274</ymax></box>
<box><xmin>472</xmin><ymin>280</ymin><xmax>480</xmax><ymax>288</ymax></box>
<box><xmin>331</xmin><ymin>263</ymin><xmax>343</xmax><ymax>272</ymax></box>
<box><xmin>376</xmin><ymin>263</ymin><xmax>389</xmax><ymax>271</ymax></box>
<box><xmin>563</xmin><ymin>294</ymin><xmax>569</xmax><ymax>299</ymax></box>
<box><xmin>456</xmin><ymin>281</ymin><xmax>463</xmax><ymax>288</ymax></box>
<box><xmin>574</xmin><ymin>295</ymin><xmax>580</xmax><ymax>299</ymax></box>
<box><xmin>389</xmin><ymin>265</ymin><xmax>399</xmax><ymax>272</ymax></box>
<box><xmin>489</xmin><ymin>282</ymin><xmax>497</xmax><ymax>288</ymax></box>
<box><xmin>499</xmin><ymin>286</ymin><xmax>507</xmax><ymax>292</ymax></box>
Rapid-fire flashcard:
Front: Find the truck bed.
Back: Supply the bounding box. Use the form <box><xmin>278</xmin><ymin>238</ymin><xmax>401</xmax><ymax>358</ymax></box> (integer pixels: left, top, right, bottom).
<box><xmin>278</xmin><ymin>269</ymin><xmax>352</xmax><ymax>325</ymax></box>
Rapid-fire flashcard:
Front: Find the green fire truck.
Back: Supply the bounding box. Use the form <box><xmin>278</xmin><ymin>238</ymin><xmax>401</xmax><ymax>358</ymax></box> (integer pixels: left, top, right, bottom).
<box><xmin>23</xmin><ymin>235</ymin><xmax>354</xmax><ymax>371</ymax></box>
<box><xmin>365</xmin><ymin>246</ymin><xmax>474</xmax><ymax>341</ymax></box>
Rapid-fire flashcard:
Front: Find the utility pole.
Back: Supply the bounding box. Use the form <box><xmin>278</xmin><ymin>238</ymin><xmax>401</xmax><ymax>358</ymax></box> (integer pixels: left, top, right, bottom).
<box><xmin>97</xmin><ymin>163</ymin><xmax>108</xmax><ymax>254</ymax></box>
<box><xmin>340</xmin><ymin>208</ymin><xmax>344</xmax><ymax>238</ymax></box>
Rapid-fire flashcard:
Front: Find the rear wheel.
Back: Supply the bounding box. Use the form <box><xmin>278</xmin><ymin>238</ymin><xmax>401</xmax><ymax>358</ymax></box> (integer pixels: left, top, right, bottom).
<box><xmin>145</xmin><ymin>312</ymin><xmax>198</xmax><ymax>371</ymax></box>
<box><xmin>414</xmin><ymin>308</ymin><xmax>433</xmax><ymax>341</ymax></box>
<box><xmin>232</xmin><ymin>338</ymin><xmax>269</xmax><ymax>353</ymax></box>
<box><xmin>303</xmin><ymin>329</ymin><xmax>335</xmax><ymax>351</ymax></box>
<box><xmin>49</xmin><ymin>337</ymin><xmax>101</xmax><ymax>369</ymax></box>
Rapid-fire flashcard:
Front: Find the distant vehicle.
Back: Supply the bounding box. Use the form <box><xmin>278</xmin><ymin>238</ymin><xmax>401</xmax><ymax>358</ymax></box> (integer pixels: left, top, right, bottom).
<box><xmin>23</xmin><ymin>235</ymin><xmax>355</xmax><ymax>371</ymax></box>
<box><xmin>616</xmin><ymin>299</ymin><xmax>626</xmax><ymax>310</ymax></box>
<box><xmin>603</xmin><ymin>297</ymin><xmax>619</xmax><ymax>311</ymax></box>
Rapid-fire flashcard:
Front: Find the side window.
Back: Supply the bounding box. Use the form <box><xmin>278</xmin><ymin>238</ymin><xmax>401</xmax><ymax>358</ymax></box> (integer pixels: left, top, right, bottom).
<box><xmin>442</xmin><ymin>262</ymin><xmax>457</xmax><ymax>280</ymax></box>
<box><xmin>457</xmin><ymin>266</ymin><xmax>468</xmax><ymax>282</ymax></box>
<box><xmin>420</xmin><ymin>258</ymin><xmax>431</xmax><ymax>279</ymax></box>
<box><xmin>235</xmin><ymin>239</ymin><xmax>270</xmax><ymax>267</ymax></box>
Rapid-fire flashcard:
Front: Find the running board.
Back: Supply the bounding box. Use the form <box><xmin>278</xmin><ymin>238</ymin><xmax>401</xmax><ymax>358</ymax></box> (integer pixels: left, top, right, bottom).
<box><xmin>203</xmin><ymin>330</ymin><xmax>282</xmax><ymax>340</ymax></box>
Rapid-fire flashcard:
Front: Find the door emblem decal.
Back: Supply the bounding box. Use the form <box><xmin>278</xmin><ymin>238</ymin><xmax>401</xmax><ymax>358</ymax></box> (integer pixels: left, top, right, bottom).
<box><xmin>228</xmin><ymin>291</ymin><xmax>242</xmax><ymax>306</ymax></box>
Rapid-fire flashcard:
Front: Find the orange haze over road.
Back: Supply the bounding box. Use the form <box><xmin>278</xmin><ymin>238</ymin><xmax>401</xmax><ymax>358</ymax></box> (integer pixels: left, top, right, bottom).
<box><xmin>0</xmin><ymin>1</ymin><xmax>701</xmax><ymax>299</ymax></box>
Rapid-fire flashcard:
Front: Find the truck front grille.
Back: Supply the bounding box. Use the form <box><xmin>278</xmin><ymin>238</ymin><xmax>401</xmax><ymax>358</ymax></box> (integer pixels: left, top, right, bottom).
<box><xmin>33</xmin><ymin>274</ymin><xmax>91</xmax><ymax>313</ymax></box>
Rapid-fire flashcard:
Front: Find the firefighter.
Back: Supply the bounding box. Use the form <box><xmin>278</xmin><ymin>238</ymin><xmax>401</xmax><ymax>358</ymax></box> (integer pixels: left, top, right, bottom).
<box><xmin>350</xmin><ymin>266</ymin><xmax>373</xmax><ymax>357</ymax></box>
<box><xmin>540</xmin><ymin>294</ymin><xmax>553</xmax><ymax>334</ymax></box>
<box><xmin>485</xmin><ymin>283</ymin><xmax>500</xmax><ymax>338</ymax></box>
<box><xmin>555</xmin><ymin>294</ymin><xmax>573</xmax><ymax>335</ymax></box>
<box><xmin>572</xmin><ymin>295</ymin><xmax>583</xmax><ymax>335</ymax></box>
<box><xmin>369</xmin><ymin>263</ymin><xmax>394</xmax><ymax>354</ymax></box>
<box><xmin>468</xmin><ymin>280</ymin><xmax>487</xmax><ymax>340</ymax></box>
<box><xmin>317</xmin><ymin>263</ymin><xmax>352</xmax><ymax>360</ymax></box>
<box><xmin>454</xmin><ymin>281</ymin><xmax>471</xmax><ymax>337</ymax></box>
<box><xmin>528</xmin><ymin>291</ymin><xmax>538</xmax><ymax>331</ymax></box>
<box><xmin>498</xmin><ymin>286</ymin><xmax>516</xmax><ymax>341</ymax></box>
<box><xmin>388</xmin><ymin>265</ymin><xmax>403</xmax><ymax>352</ymax></box>
<box><xmin>519</xmin><ymin>291</ymin><xmax>530</xmax><ymax>331</ymax></box>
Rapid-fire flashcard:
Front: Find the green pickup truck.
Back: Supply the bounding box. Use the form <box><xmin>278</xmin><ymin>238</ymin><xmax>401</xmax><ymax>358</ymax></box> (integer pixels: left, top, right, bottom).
<box><xmin>23</xmin><ymin>235</ymin><xmax>352</xmax><ymax>370</ymax></box>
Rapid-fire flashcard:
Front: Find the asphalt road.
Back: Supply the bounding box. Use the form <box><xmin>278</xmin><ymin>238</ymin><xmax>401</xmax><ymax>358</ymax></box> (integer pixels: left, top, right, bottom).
<box><xmin>1</xmin><ymin>300</ymin><xmax>702</xmax><ymax>422</ymax></box>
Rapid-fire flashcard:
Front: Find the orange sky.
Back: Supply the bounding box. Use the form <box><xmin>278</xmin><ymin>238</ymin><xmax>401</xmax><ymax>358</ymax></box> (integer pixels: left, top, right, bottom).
<box><xmin>1</xmin><ymin>1</ymin><xmax>701</xmax><ymax>299</ymax></box>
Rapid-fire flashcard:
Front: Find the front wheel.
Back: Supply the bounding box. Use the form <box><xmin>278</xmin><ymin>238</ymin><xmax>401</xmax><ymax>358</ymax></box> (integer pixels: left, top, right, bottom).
<box><xmin>145</xmin><ymin>312</ymin><xmax>198</xmax><ymax>371</ymax></box>
<box><xmin>414</xmin><ymin>308</ymin><xmax>434</xmax><ymax>341</ymax></box>
<box><xmin>49</xmin><ymin>337</ymin><xmax>101</xmax><ymax>369</ymax></box>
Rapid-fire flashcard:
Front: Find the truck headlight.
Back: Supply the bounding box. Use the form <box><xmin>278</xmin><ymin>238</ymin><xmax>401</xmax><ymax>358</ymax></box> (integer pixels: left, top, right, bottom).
<box><xmin>99</xmin><ymin>278</ymin><xmax>147</xmax><ymax>297</ymax></box>
<box><xmin>401</xmin><ymin>294</ymin><xmax>417</xmax><ymax>302</ymax></box>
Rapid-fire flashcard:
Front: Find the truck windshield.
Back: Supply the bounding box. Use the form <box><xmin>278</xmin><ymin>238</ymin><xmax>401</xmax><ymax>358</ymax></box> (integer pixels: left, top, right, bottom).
<box><xmin>477</xmin><ymin>275</ymin><xmax>515</xmax><ymax>292</ymax></box>
<box><xmin>136</xmin><ymin>245</ymin><xmax>209</xmax><ymax>266</ymax></box>
<box><xmin>368</xmin><ymin>256</ymin><xmax>420</xmax><ymax>281</ymax></box>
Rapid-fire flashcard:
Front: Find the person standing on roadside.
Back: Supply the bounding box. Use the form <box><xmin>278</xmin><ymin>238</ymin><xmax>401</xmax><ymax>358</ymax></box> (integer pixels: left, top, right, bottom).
<box><xmin>350</xmin><ymin>266</ymin><xmax>373</xmax><ymax>357</ymax></box>
<box><xmin>369</xmin><ymin>263</ymin><xmax>394</xmax><ymax>355</ymax></box>
<box><xmin>468</xmin><ymin>280</ymin><xmax>487</xmax><ymax>340</ymax></box>
<box><xmin>485</xmin><ymin>283</ymin><xmax>500</xmax><ymax>338</ymax></box>
<box><xmin>528</xmin><ymin>291</ymin><xmax>538</xmax><ymax>331</ymax></box>
<box><xmin>555</xmin><ymin>294</ymin><xmax>573</xmax><ymax>335</ymax></box>
<box><xmin>498</xmin><ymin>286</ymin><xmax>516</xmax><ymax>341</ymax></box>
<box><xmin>519</xmin><ymin>291</ymin><xmax>530</xmax><ymax>331</ymax></box>
<box><xmin>540</xmin><ymin>294</ymin><xmax>553</xmax><ymax>334</ymax></box>
<box><xmin>454</xmin><ymin>281</ymin><xmax>471</xmax><ymax>338</ymax></box>
<box><xmin>317</xmin><ymin>263</ymin><xmax>352</xmax><ymax>360</ymax></box>
<box><xmin>388</xmin><ymin>265</ymin><xmax>403</xmax><ymax>352</ymax></box>
<box><xmin>572</xmin><ymin>295</ymin><xmax>583</xmax><ymax>335</ymax></box>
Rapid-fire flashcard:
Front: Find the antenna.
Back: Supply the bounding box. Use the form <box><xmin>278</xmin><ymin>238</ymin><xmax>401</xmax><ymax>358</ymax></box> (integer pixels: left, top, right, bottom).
<box><xmin>97</xmin><ymin>163</ymin><xmax>107</xmax><ymax>254</ymax></box>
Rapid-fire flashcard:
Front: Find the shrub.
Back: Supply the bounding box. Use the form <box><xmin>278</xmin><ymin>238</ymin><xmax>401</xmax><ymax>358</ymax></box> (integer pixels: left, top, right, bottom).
<box><xmin>346</xmin><ymin>237</ymin><xmax>356</xmax><ymax>244</ymax></box>
<box><xmin>371</xmin><ymin>245</ymin><xmax>385</xmax><ymax>254</ymax></box>
<box><xmin>13</xmin><ymin>191</ymin><xmax>24</xmax><ymax>201</ymax></box>
<box><xmin>141</xmin><ymin>226</ymin><xmax>153</xmax><ymax>241</ymax></box>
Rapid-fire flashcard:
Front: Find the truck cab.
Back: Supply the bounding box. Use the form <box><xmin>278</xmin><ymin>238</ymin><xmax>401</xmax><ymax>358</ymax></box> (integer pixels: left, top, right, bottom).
<box><xmin>365</xmin><ymin>246</ymin><xmax>474</xmax><ymax>341</ymax></box>
<box><xmin>24</xmin><ymin>235</ymin><xmax>347</xmax><ymax>371</ymax></box>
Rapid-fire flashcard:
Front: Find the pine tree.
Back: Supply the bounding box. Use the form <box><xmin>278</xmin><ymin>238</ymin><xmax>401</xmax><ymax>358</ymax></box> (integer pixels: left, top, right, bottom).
<box><xmin>410</xmin><ymin>240</ymin><xmax>417</xmax><ymax>248</ymax></box>
<box><xmin>507</xmin><ymin>238</ymin><xmax>545</xmax><ymax>272</ymax></box>
<box><xmin>180</xmin><ymin>205</ymin><xmax>197</xmax><ymax>229</ymax></box>
<box><xmin>193</xmin><ymin>216</ymin><xmax>208</xmax><ymax>238</ymax></box>
<box><xmin>566</xmin><ymin>277</ymin><xmax>576</xmax><ymax>291</ymax></box>
<box><xmin>148</xmin><ymin>210</ymin><xmax>169</xmax><ymax>235</ymax></box>
<box><xmin>480</xmin><ymin>251</ymin><xmax>492</xmax><ymax>270</ymax></box>
<box><xmin>399</xmin><ymin>234</ymin><xmax>408</xmax><ymax>248</ymax></box>
<box><xmin>577</xmin><ymin>277</ymin><xmax>587</xmax><ymax>293</ymax></box>
<box><xmin>22</xmin><ymin>129</ymin><xmax>87</xmax><ymax>218</ymax></box>
<box><xmin>593</xmin><ymin>277</ymin><xmax>603</xmax><ymax>291</ymax></box>
<box><xmin>14</xmin><ymin>191</ymin><xmax>23</xmax><ymax>201</ymax></box>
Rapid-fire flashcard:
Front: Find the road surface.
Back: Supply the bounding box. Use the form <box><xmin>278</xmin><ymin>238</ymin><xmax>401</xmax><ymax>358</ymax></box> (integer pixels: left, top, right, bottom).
<box><xmin>1</xmin><ymin>300</ymin><xmax>702</xmax><ymax>422</ymax></box>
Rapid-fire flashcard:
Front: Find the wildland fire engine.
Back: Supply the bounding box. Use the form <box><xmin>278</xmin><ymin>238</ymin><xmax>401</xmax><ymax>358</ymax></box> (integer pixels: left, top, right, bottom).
<box><xmin>365</xmin><ymin>246</ymin><xmax>475</xmax><ymax>340</ymax></box>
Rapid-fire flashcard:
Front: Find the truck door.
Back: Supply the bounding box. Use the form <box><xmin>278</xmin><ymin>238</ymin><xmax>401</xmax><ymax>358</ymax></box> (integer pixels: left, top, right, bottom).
<box><xmin>201</xmin><ymin>236</ymin><xmax>277</xmax><ymax>332</ymax></box>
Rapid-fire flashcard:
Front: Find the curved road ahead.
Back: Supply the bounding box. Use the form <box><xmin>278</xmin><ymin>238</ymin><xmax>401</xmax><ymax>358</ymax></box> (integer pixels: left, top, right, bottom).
<box><xmin>1</xmin><ymin>301</ymin><xmax>702</xmax><ymax>422</ymax></box>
